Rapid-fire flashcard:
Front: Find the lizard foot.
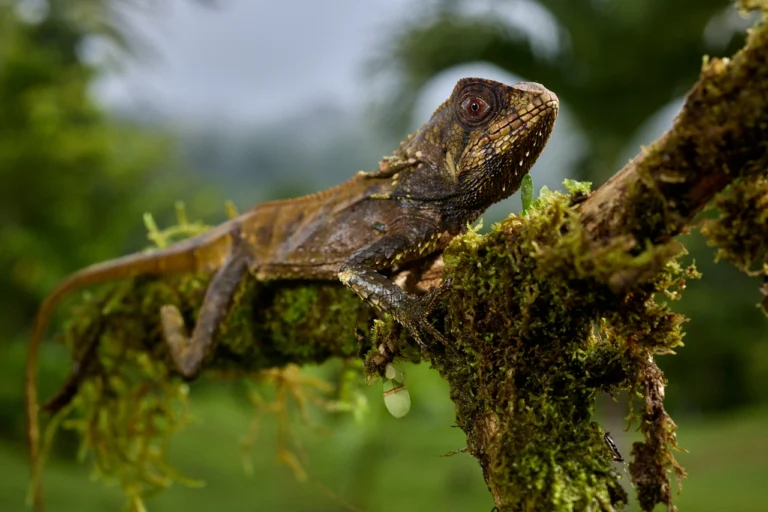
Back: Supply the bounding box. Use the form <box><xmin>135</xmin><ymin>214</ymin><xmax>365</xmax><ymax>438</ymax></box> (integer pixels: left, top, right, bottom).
<box><xmin>399</xmin><ymin>279</ymin><xmax>453</xmax><ymax>349</ymax></box>
<box><xmin>338</xmin><ymin>259</ymin><xmax>452</xmax><ymax>351</ymax></box>
<box><xmin>422</xmin><ymin>277</ymin><xmax>453</xmax><ymax>314</ymax></box>
<box><xmin>160</xmin><ymin>304</ymin><xmax>200</xmax><ymax>379</ymax></box>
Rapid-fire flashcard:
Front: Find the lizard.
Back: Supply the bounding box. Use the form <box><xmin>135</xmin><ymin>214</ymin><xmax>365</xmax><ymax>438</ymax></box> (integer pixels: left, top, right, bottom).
<box><xmin>25</xmin><ymin>77</ymin><xmax>558</xmax><ymax>508</ymax></box>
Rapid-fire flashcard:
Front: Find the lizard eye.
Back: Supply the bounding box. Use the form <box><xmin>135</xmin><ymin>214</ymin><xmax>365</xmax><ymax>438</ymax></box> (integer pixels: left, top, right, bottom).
<box><xmin>462</xmin><ymin>97</ymin><xmax>489</xmax><ymax>117</ymax></box>
<box><xmin>456</xmin><ymin>84</ymin><xmax>497</xmax><ymax>127</ymax></box>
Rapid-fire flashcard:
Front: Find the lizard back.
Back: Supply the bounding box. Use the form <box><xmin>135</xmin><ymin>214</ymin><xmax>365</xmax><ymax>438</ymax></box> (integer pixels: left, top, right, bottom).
<box><xmin>239</xmin><ymin>172</ymin><xmax>453</xmax><ymax>279</ymax></box>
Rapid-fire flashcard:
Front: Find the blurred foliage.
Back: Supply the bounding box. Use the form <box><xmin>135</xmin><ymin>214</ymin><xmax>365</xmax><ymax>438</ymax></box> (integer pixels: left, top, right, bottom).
<box><xmin>4</xmin><ymin>366</ymin><xmax>497</xmax><ymax>512</ymax></box>
<box><xmin>0</xmin><ymin>0</ymin><xmax>214</xmax><ymax>442</ymax></box>
<box><xmin>6</xmin><ymin>381</ymin><xmax>768</xmax><ymax>511</ymax></box>
<box><xmin>378</xmin><ymin>0</ymin><xmax>767</xmax><ymax>415</ymax></box>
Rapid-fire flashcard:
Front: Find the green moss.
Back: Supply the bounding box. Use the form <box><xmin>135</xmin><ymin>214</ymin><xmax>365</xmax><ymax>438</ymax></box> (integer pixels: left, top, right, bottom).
<box><xmin>47</xmin><ymin>280</ymin><xmax>199</xmax><ymax>510</ymax></box>
<box><xmin>391</xmin><ymin>184</ymin><xmax>697</xmax><ymax>511</ymax></box>
<box><xmin>256</xmin><ymin>282</ymin><xmax>370</xmax><ymax>364</ymax></box>
<box><xmin>702</xmin><ymin>173</ymin><xmax>768</xmax><ymax>313</ymax></box>
<box><xmin>740</xmin><ymin>1</ymin><xmax>768</xmax><ymax>17</ymax></box>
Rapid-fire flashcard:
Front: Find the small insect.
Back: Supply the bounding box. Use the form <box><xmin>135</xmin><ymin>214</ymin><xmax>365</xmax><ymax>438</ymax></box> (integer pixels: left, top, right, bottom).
<box><xmin>603</xmin><ymin>431</ymin><xmax>623</xmax><ymax>462</ymax></box>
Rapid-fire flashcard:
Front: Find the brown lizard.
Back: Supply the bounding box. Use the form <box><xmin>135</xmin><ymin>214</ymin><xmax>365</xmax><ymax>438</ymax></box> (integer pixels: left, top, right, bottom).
<box><xmin>26</xmin><ymin>78</ymin><xmax>558</xmax><ymax>507</ymax></box>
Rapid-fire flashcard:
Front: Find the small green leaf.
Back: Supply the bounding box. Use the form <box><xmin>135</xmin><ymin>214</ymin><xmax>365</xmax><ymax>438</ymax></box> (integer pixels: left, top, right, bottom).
<box><xmin>225</xmin><ymin>200</ymin><xmax>240</xmax><ymax>219</ymax></box>
<box><xmin>384</xmin><ymin>363</ymin><xmax>405</xmax><ymax>383</ymax></box>
<box><xmin>521</xmin><ymin>174</ymin><xmax>534</xmax><ymax>216</ymax></box>
<box><xmin>174</xmin><ymin>201</ymin><xmax>189</xmax><ymax>226</ymax></box>
<box><xmin>383</xmin><ymin>379</ymin><xmax>411</xmax><ymax>418</ymax></box>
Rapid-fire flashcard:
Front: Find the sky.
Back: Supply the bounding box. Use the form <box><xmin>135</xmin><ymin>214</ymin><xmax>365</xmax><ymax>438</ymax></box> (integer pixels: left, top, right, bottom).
<box><xmin>96</xmin><ymin>0</ymin><xmax>427</xmax><ymax>122</ymax></box>
<box><xmin>93</xmin><ymin>0</ymin><xmax>560</xmax><ymax>125</ymax></box>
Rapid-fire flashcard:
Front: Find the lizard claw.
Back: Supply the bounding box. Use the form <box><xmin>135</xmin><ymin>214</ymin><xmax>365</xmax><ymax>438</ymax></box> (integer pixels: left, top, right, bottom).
<box><xmin>402</xmin><ymin>278</ymin><xmax>453</xmax><ymax>349</ymax></box>
<box><xmin>418</xmin><ymin>319</ymin><xmax>450</xmax><ymax>346</ymax></box>
<box><xmin>398</xmin><ymin>316</ymin><xmax>446</xmax><ymax>350</ymax></box>
<box><xmin>423</xmin><ymin>278</ymin><xmax>453</xmax><ymax>314</ymax></box>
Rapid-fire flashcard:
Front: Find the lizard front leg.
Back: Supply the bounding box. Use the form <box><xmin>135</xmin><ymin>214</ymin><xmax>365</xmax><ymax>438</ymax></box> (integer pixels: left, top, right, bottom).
<box><xmin>161</xmin><ymin>235</ymin><xmax>251</xmax><ymax>378</ymax></box>
<box><xmin>338</xmin><ymin>234</ymin><xmax>449</xmax><ymax>349</ymax></box>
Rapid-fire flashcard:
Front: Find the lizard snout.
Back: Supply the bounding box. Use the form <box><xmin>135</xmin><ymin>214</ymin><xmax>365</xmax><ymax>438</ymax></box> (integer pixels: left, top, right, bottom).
<box><xmin>514</xmin><ymin>81</ymin><xmax>559</xmax><ymax>109</ymax></box>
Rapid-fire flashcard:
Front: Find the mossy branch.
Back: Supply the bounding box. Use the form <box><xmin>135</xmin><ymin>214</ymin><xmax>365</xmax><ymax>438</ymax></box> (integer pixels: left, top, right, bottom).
<box><xmin>40</xmin><ymin>5</ymin><xmax>768</xmax><ymax>512</ymax></box>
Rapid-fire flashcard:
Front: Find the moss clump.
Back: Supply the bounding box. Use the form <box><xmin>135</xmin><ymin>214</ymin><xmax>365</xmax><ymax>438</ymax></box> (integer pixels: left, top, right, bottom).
<box><xmin>415</xmin><ymin>184</ymin><xmax>696</xmax><ymax>511</ymax></box>
<box><xmin>43</xmin><ymin>279</ymin><xmax>199</xmax><ymax>509</ymax></box>
<box><xmin>740</xmin><ymin>0</ymin><xmax>768</xmax><ymax>14</ymax></box>
<box><xmin>256</xmin><ymin>282</ymin><xmax>371</xmax><ymax>363</ymax></box>
<box><xmin>703</xmin><ymin>174</ymin><xmax>768</xmax><ymax>270</ymax></box>
<box><xmin>702</xmin><ymin>173</ymin><xmax>768</xmax><ymax>312</ymax></box>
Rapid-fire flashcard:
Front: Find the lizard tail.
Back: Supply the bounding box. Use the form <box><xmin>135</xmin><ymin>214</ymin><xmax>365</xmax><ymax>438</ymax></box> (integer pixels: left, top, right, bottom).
<box><xmin>25</xmin><ymin>223</ymin><xmax>236</xmax><ymax>510</ymax></box>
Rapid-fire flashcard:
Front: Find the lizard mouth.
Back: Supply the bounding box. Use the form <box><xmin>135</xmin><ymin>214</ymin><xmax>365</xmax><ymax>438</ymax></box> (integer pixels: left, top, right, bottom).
<box><xmin>488</xmin><ymin>87</ymin><xmax>559</xmax><ymax>147</ymax></box>
<box><xmin>496</xmin><ymin>85</ymin><xmax>558</xmax><ymax>168</ymax></box>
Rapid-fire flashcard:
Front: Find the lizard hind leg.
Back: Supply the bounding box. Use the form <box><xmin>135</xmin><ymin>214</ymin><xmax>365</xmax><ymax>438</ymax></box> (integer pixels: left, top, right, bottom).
<box><xmin>161</xmin><ymin>251</ymin><xmax>249</xmax><ymax>379</ymax></box>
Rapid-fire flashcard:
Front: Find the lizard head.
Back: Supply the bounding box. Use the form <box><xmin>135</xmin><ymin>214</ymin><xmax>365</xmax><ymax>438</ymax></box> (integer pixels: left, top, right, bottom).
<box><xmin>400</xmin><ymin>77</ymin><xmax>558</xmax><ymax>211</ymax></box>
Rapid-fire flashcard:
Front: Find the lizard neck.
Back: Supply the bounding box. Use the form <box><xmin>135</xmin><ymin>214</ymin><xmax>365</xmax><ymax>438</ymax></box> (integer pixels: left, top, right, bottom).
<box><xmin>454</xmin><ymin>158</ymin><xmax>530</xmax><ymax>211</ymax></box>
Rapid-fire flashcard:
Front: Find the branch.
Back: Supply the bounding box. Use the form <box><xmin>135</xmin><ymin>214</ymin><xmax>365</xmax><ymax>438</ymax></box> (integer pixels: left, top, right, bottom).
<box><xmin>418</xmin><ymin>9</ymin><xmax>768</xmax><ymax>511</ymax></box>
<box><xmin>38</xmin><ymin>7</ymin><xmax>768</xmax><ymax>512</ymax></box>
<box><xmin>580</xmin><ymin>24</ymin><xmax>768</xmax><ymax>243</ymax></box>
